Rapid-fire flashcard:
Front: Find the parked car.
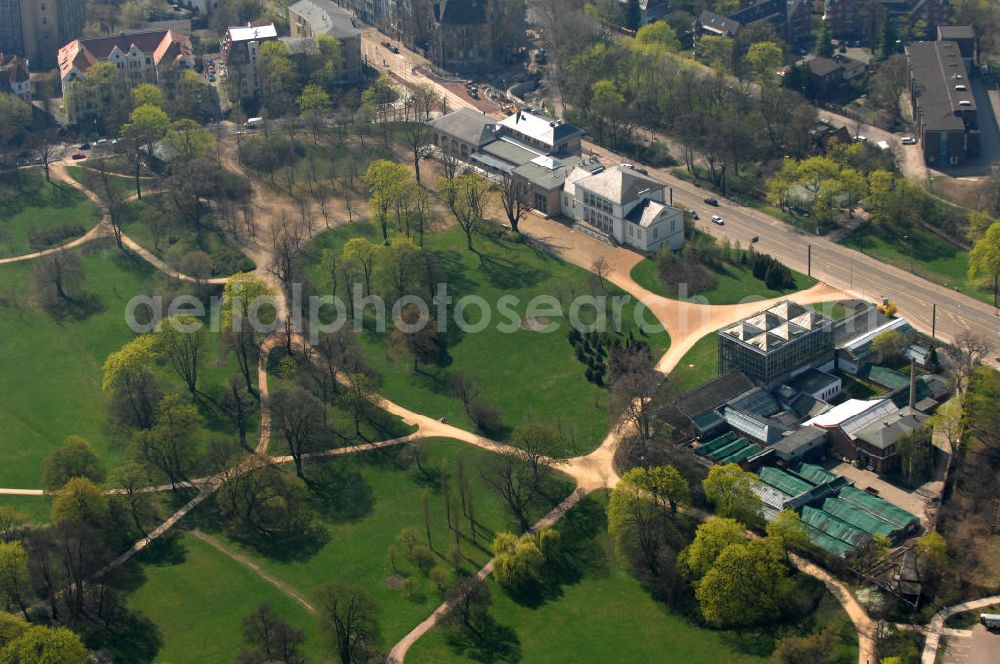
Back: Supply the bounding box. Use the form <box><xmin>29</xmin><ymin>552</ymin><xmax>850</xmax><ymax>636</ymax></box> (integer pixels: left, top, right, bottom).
<box><xmin>687</xmin><ymin>209</ymin><xmax>699</xmax><ymax>220</ymax></box>
<box><xmin>467</xmin><ymin>86</ymin><xmax>479</xmax><ymax>99</ymax></box>
<box><xmin>95</xmin><ymin>138</ymin><xmax>108</xmax><ymax>145</ymax></box>
<box><xmin>387</xmin><ymin>44</ymin><xmax>399</xmax><ymax>54</ymax></box>
<box><xmin>71</xmin><ymin>152</ymin><xmax>87</xmax><ymax>160</ymax></box>
<box><xmin>750</xmin><ymin>236</ymin><xmax>759</xmax><ymax>243</ymax></box>
<box><xmin>79</xmin><ymin>142</ymin><xmax>91</xmax><ymax>150</ymax></box>
<box><xmin>704</xmin><ymin>197</ymin><xmax>719</xmax><ymax>206</ymax></box>
<box><xmin>901</xmin><ymin>136</ymin><xmax>917</xmax><ymax>145</ymax></box>
<box><xmin>980</xmin><ymin>614</ymin><xmax>1000</xmax><ymax>631</ymax></box>
<box><xmin>711</xmin><ymin>215</ymin><xmax>724</xmax><ymax>225</ymax></box>
<box><xmin>208</xmin><ymin>74</ymin><xmax>216</xmax><ymax>82</ymax></box>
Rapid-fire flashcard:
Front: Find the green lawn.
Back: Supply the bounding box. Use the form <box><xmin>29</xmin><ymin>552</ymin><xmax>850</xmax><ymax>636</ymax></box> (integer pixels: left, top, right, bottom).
<box><xmin>841</xmin><ymin>225</ymin><xmax>992</xmax><ymax>305</ymax></box>
<box><xmin>0</xmin><ymin>495</ymin><xmax>51</xmax><ymax>523</ymax></box>
<box><xmin>305</xmin><ymin>223</ymin><xmax>670</xmax><ymax>454</ymax></box>
<box><xmin>0</xmin><ymin>169</ymin><xmax>99</xmax><ymax>258</ymax></box>
<box><xmin>631</xmin><ymin>255</ymin><xmax>816</xmax><ymax>305</ymax></box>
<box><xmin>409</xmin><ymin>492</ymin><xmax>857</xmax><ymax>664</ymax></box>
<box><xmin>118</xmin><ymin>196</ymin><xmax>257</xmax><ymax>277</ymax></box>
<box><xmin>65</xmin><ymin>164</ymin><xmax>137</xmax><ymax>201</ymax></box>
<box><xmin>0</xmin><ymin>243</ymin><xmax>257</xmax><ymax>489</ymax></box>
<box><xmin>671</xmin><ymin>334</ymin><xmax>720</xmax><ymax>393</ymax></box>
<box><xmin>190</xmin><ymin>438</ymin><xmax>572</xmax><ymax>647</ymax></box>
<box><xmin>129</xmin><ymin>532</ymin><xmax>325</xmax><ymax>663</ymax></box>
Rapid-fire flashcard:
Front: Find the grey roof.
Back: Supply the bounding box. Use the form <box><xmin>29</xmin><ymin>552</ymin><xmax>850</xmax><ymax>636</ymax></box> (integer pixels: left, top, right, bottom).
<box><xmin>772</xmin><ymin>426</ymin><xmax>827</xmax><ymax>457</ymax></box>
<box><xmin>479</xmin><ymin>139</ymin><xmax>539</xmax><ymax>167</ymax></box>
<box><xmin>937</xmin><ymin>25</ymin><xmax>974</xmax><ymax>41</ymax></box>
<box><xmin>431</xmin><ymin>108</ymin><xmax>496</xmax><ymax>148</ymax></box>
<box><xmin>624</xmin><ymin>198</ymin><xmax>675</xmax><ymax>228</ymax></box>
<box><xmin>728</xmin><ymin>387</ymin><xmax>781</xmax><ymax>417</ymax></box>
<box><xmin>512</xmin><ymin>154</ymin><xmax>599</xmax><ymax>192</ymax></box>
<box><xmin>434</xmin><ymin>0</ymin><xmax>488</xmax><ymax>25</ymax></box>
<box><xmin>698</xmin><ymin>10</ymin><xmax>741</xmax><ymax>35</ymax></box>
<box><xmin>722</xmin><ymin>407</ymin><xmax>790</xmax><ymax>445</ymax></box>
<box><xmin>677</xmin><ymin>372</ymin><xmax>755</xmax><ymax>420</ymax></box>
<box><xmin>288</xmin><ymin>0</ymin><xmax>361</xmax><ymax>40</ymax></box>
<box><xmin>575</xmin><ymin>164</ymin><xmax>665</xmax><ymax>205</ymax></box>
<box><xmin>279</xmin><ymin>36</ymin><xmax>317</xmax><ymax>54</ymax></box>
<box><xmin>787</xmin><ymin>369</ymin><xmax>840</xmax><ymax>396</ymax></box>
<box><xmin>498</xmin><ymin>109</ymin><xmax>584</xmax><ymax>147</ymax></box>
<box><xmin>855</xmin><ymin>407</ymin><xmax>928</xmax><ymax>450</ymax></box>
<box><xmin>907</xmin><ymin>40</ymin><xmax>976</xmax><ymax>132</ymax></box>
<box><xmin>788</xmin><ymin>392</ymin><xmax>831</xmax><ymax>419</ymax></box>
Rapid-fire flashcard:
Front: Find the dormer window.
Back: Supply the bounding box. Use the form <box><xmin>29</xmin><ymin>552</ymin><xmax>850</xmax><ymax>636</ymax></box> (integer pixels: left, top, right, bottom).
<box><xmin>959</xmin><ymin>100</ymin><xmax>971</xmax><ymax>106</ymax></box>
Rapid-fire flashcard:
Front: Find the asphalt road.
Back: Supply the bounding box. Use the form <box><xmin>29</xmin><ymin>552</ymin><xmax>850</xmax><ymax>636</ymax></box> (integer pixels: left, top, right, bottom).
<box><xmin>361</xmin><ymin>32</ymin><xmax>1000</xmax><ymax>361</ymax></box>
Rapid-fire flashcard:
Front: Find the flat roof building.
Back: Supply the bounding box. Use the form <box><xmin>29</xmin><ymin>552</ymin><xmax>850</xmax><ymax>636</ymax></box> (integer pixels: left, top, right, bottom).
<box><xmin>718</xmin><ymin>301</ymin><xmax>835</xmax><ymax>388</ymax></box>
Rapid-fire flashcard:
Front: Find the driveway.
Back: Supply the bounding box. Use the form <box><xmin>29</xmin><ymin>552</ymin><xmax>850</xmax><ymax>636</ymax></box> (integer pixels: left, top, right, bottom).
<box><xmin>941</xmin><ymin>625</ymin><xmax>1000</xmax><ymax>664</ymax></box>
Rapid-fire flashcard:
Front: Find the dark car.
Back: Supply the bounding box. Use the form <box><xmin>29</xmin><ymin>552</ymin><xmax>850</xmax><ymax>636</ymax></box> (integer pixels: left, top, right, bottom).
<box><xmin>79</xmin><ymin>142</ymin><xmax>91</xmax><ymax>150</ymax></box>
<box><xmin>704</xmin><ymin>197</ymin><xmax>719</xmax><ymax>206</ymax></box>
<box><xmin>71</xmin><ymin>152</ymin><xmax>87</xmax><ymax>160</ymax></box>
<box><xmin>208</xmin><ymin>74</ymin><xmax>216</xmax><ymax>82</ymax></box>
<box><xmin>388</xmin><ymin>44</ymin><xmax>399</xmax><ymax>54</ymax></box>
<box><xmin>687</xmin><ymin>209</ymin><xmax>699</xmax><ymax>220</ymax></box>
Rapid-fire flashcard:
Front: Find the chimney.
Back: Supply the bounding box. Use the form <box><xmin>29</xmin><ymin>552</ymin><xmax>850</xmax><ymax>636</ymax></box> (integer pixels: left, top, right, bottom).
<box><xmin>909</xmin><ymin>362</ymin><xmax>917</xmax><ymax>410</ymax></box>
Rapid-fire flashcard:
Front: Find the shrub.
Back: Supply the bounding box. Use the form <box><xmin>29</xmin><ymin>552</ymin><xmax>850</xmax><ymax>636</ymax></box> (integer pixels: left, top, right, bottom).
<box><xmin>27</xmin><ymin>224</ymin><xmax>86</xmax><ymax>250</ymax></box>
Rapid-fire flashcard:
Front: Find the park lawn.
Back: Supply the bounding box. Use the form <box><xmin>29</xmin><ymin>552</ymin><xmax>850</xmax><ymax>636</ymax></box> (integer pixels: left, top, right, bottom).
<box><xmin>841</xmin><ymin>225</ymin><xmax>991</xmax><ymax>304</ymax></box>
<box><xmin>408</xmin><ymin>493</ymin><xmax>767</xmax><ymax>664</ymax></box>
<box><xmin>118</xmin><ymin>195</ymin><xmax>257</xmax><ymax>277</ymax></box>
<box><xmin>289</xmin><ymin>135</ymin><xmax>396</xmax><ymax>186</ymax></box>
<box><xmin>128</xmin><ymin>532</ymin><xmax>325</xmax><ymax>663</ymax></box>
<box><xmin>0</xmin><ymin>169</ymin><xmax>100</xmax><ymax>258</ymax></box>
<box><xmin>305</xmin><ymin>223</ymin><xmax>670</xmax><ymax>454</ymax></box>
<box><xmin>671</xmin><ymin>334</ymin><xmax>720</xmax><ymax>393</ymax></box>
<box><xmin>65</xmin><ymin>164</ymin><xmax>137</xmax><ymax>201</ymax></box>
<box><xmin>200</xmin><ymin>438</ymin><xmax>573</xmax><ymax>647</ymax></box>
<box><xmin>0</xmin><ymin>495</ymin><xmax>51</xmax><ymax>523</ymax></box>
<box><xmin>631</xmin><ymin>255</ymin><xmax>816</xmax><ymax>306</ymax></box>
<box><xmin>0</xmin><ymin>243</ymin><xmax>258</xmax><ymax>488</ymax></box>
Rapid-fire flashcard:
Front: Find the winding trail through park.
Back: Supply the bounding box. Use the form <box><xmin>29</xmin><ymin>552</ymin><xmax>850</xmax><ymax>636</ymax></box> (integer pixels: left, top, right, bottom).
<box><xmin>3</xmin><ymin>157</ymin><xmax>882</xmax><ymax>664</ymax></box>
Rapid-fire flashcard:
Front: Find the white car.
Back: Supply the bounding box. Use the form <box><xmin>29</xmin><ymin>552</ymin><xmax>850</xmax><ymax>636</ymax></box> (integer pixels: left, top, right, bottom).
<box><xmin>711</xmin><ymin>215</ymin><xmax>724</xmax><ymax>225</ymax></box>
<box><xmin>901</xmin><ymin>136</ymin><xmax>917</xmax><ymax>145</ymax></box>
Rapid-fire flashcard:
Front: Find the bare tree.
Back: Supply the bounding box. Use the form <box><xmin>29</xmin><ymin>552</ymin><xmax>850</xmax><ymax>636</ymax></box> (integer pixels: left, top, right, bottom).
<box><xmin>403</xmin><ymin>121</ymin><xmax>433</xmax><ymax>185</ymax></box>
<box><xmin>269</xmin><ymin>213</ymin><xmax>306</xmax><ymax>292</ymax></box>
<box><xmin>34</xmin><ymin>131</ymin><xmax>59</xmax><ymax>183</ymax></box>
<box><xmin>33</xmin><ymin>249</ymin><xmax>84</xmax><ymax>306</ymax></box>
<box><xmin>270</xmin><ymin>385</ymin><xmax>325</xmax><ymax>479</ymax></box>
<box><xmin>442</xmin><ymin>172</ymin><xmax>494</xmax><ymax>251</ymax></box>
<box><xmin>94</xmin><ymin>158</ymin><xmax>128</xmax><ymax>250</ymax></box>
<box><xmin>498</xmin><ymin>171</ymin><xmax>529</xmax><ymax>233</ymax></box>
<box><xmin>950</xmin><ymin>331</ymin><xmax>993</xmax><ymax>395</ymax></box>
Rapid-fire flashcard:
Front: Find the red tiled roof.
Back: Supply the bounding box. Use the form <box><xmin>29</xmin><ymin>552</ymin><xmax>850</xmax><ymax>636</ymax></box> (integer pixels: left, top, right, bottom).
<box><xmin>58</xmin><ymin>30</ymin><xmax>193</xmax><ymax>79</ymax></box>
<box><xmin>0</xmin><ymin>53</ymin><xmax>30</xmax><ymax>84</ymax></box>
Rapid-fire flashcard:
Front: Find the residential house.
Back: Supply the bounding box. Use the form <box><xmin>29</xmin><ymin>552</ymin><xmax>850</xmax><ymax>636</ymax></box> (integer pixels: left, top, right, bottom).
<box><xmin>562</xmin><ymin>163</ymin><xmax>685</xmax><ymax>252</ymax></box>
<box><xmin>718</xmin><ymin>301</ymin><xmax>836</xmax><ymax>388</ymax></box>
<box><xmin>288</xmin><ymin>0</ymin><xmax>363</xmax><ymax>83</ymax></box>
<box><xmin>0</xmin><ymin>0</ymin><xmax>86</xmax><ymax>70</ymax></box>
<box><xmin>694</xmin><ymin>0</ymin><xmax>812</xmax><ymax>52</ymax></box>
<box><xmin>58</xmin><ymin>29</ymin><xmax>194</xmax><ymax>123</ymax></box>
<box><xmin>907</xmin><ymin>38</ymin><xmax>979</xmax><ymax>167</ymax></box>
<box><xmin>804</xmin><ymin>54</ymin><xmax>867</xmax><ymax>99</ymax></box>
<box><xmin>221</xmin><ymin>22</ymin><xmax>278</xmax><ymax>100</ymax></box>
<box><xmin>0</xmin><ymin>53</ymin><xmax>31</xmax><ymax>102</ymax></box>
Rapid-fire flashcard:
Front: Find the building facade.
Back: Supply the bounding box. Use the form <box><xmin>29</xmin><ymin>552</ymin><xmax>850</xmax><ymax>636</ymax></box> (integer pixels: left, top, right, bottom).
<box><xmin>906</xmin><ymin>38</ymin><xmax>979</xmax><ymax>166</ymax></box>
<box><xmin>221</xmin><ymin>23</ymin><xmax>278</xmax><ymax>100</ymax></box>
<box><xmin>562</xmin><ymin>164</ymin><xmax>685</xmax><ymax>253</ymax></box>
<box><xmin>718</xmin><ymin>301</ymin><xmax>835</xmax><ymax>388</ymax></box>
<box><xmin>1</xmin><ymin>53</ymin><xmax>31</xmax><ymax>102</ymax></box>
<box><xmin>288</xmin><ymin>0</ymin><xmax>363</xmax><ymax>83</ymax></box>
<box><xmin>823</xmin><ymin>0</ymin><xmax>951</xmax><ymax>42</ymax></box>
<box><xmin>0</xmin><ymin>0</ymin><xmax>85</xmax><ymax>70</ymax></box>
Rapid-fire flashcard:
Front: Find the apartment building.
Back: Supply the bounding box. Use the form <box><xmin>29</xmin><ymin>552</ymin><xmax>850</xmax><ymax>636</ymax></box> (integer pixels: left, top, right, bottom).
<box><xmin>288</xmin><ymin>0</ymin><xmax>363</xmax><ymax>83</ymax></box>
<box><xmin>221</xmin><ymin>22</ymin><xmax>278</xmax><ymax>100</ymax></box>
<box><xmin>0</xmin><ymin>0</ymin><xmax>85</xmax><ymax>69</ymax></box>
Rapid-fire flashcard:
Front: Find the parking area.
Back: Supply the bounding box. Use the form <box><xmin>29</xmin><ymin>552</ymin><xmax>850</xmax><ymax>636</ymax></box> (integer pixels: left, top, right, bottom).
<box><xmin>941</xmin><ymin>625</ymin><xmax>1000</xmax><ymax>664</ymax></box>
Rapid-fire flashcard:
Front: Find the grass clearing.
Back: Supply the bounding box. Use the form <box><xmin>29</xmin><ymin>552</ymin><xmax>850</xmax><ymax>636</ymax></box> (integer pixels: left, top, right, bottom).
<box><xmin>305</xmin><ymin>223</ymin><xmax>670</xmax><ymax>454</ymax></box>
<box><xmin>671</xmin><ymin>334</ymin><xmax>720</xmax><ymax>393</ymax></box>
<box><xmin>409</xmin><ymin>492</ymin><xmax>857</xmax><ymax>664</ymax></box>
<box><xmin>630</xmin><ymin>253</ymin><xmax>816</xmax><ymax>305</ymax></box>
<box><xmin>129</xmin><ymin>532</ymin><xmax>325</xmax><ymax>663</ymax></box>
<box><xmin>65</xmin><ymin>164</ymin><xmax>137</xmax><ymax>201</ymax></box>
<box><xmin>189</xmin><ymin>438</ymin><xmax>572</xmax><ymax>646</ymax></box>
<box><xmin>0</xmin><ymin>169</ymin><xmax>99</xmax><ymax>258</ymax></box>
<box><xmin>0</xmin><ymin>495</ymin><xmax>51</xmax><ymax>523</ymax></box>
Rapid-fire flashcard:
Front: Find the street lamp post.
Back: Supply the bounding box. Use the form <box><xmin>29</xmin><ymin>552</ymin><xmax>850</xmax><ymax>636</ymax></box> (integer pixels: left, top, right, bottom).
<box><xmin>902</xmin><ymin>234</ymin><xmax>914</xmax><ymax>273</ymax></box>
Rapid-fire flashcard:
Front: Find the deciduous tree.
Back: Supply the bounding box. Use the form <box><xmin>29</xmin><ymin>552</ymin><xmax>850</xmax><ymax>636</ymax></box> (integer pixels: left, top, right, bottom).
<box><xmin>315</xmin><ymin>581</ymin><xmax>381</xmax><ymax>664</ymax></box>
<box><xmin>42</xmin><ymin>436</ymin><xmax>103</xmax><ymax>491</ymax></box>
<box><xmin>702</xmin><ymin>463</ymin><xmax>762</xmax><ymax>525</ymax></box>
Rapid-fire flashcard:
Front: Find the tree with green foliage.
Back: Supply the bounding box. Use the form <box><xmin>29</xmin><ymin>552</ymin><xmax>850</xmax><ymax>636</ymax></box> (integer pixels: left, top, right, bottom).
<box><xmin>678</xmin><ymin>517</ymin><xmax>745</xmax><ymax>580</ymax></box>
<box><xmin>270</xmin><ymin>385</ymin><xmax>326</xmax><ymax>479</ymax></box>
<box><xmin>745</xmin><ymin>41</ymin><xmax>784</xmax><ymax>88</ymax></box>
<box><xmin>131</xmin><ymin>83</ymin><xmax>165</xmax><ymax>108</ymax></box>
<box><xmin>774</xmin><ymin>628</ymin><xmax>838</xmax><ymax>664</ymax></box>
<box><xmin>122</xmin><ymin>103</ymin><xmax>171</xmax><ymax>198</ymax></box>
<box><xmin>102</xmin><ymin>335</ymin><xmax>161</xmax><ymax>430</ymax></box>
<box><xmin>634</xmin><ymin>20</ymin><xmax>680</xmax><ymax>55</ymax></box>
<box><xmin>64</xmin><ymin>61</ymin><xmax>130</xmax><ymax>132</ymax></box>
<box><xmin>169</xmin><ymin>69</ymin><xmax>213</xmax><ymax>121</ymax></box>
<box><xmin>440</xmin><ymin>171</ymin><xmax>494</xmax><ymax>252</ymax></box>
<box><xmin>699</xmin><ymin>35</ymin><xmax>734</xmax><ymax>72</ymax></box>
<box><xmin>702</xmin><ymin>464</ymin><xmax>762</xmax><ymax>525</ymax></box>
<box><xmin>298</xmin><ymin>84</ymin><xmax>333</xmax><ymax>143</ymax></box>
<box><xmin>154</xmin><ymin>315</ymin><xmax>206</xmax><ymax>397</ymax></box>
<box><xmin>872</xmin><ymin>329</ymin><xmax>909</xmax><ymax>363</ymax></box>
<box><xmin>42</xmin><ymin>436</ymin><xmax>103</xmax><ymax>491</ymax></box>
<box><xmin>968</xmin><ymin>221</ymin><xmax>1000</xmax><ymax>309</ymax></box>
<box><xmin>897</xmin><ymin>426</ymin><xmax>935</xmax><ymax>485</ymax></box>
<box><xmin>51</xmin><ymin>477</ymin><xmax>109</xmax><ymax>529</ymax></box>
<box><xmin>364</xmin><ymin>160</ymin><xmax>410</xmax><ymax>242</ymax></box>
<box><xmin>590</xmin><ymin>79</ymin><xmax>627</xmax><ymax>147</ymax></box>
<box><xmin>163</xmin><ymin>119</ymin><xmax>217</xmax><ymax>163</ymax></box>
<box><xmin>342</xmin><ymin>237</ymin><xmax>379</xmax><ymax>296</ymax></box>
<box><xmin>315</xmin><ymin>581</ymin><xmax>381</xmax><ymax>664</ymax></box>
<box><xmin>766</xmin><ymin>509</ymin><xmax>809</xmax><ymax>559</ymax></box>
<box><xmin>0</xmin><ymin>544</ymin><xmax>31</xmax><ymax>620</ymax></box>
<box><xmin>695</xmin><ymin>537</ymin><xmax>791</xmax><ymax>627</ymax></box>
<box><xmin>221</xmin><ymin>273</ymin><xmax>274</xmax><ymax>395</ymax></box>
<box><xmin>259</xmin><ymin>41</ymin><xmax>296</xmax><ymax>117</ymax></box>
<box><xmin>492</xmin><ymin>528</ymin><xmax>560</xmax><ymax>590</ymax></box>
<box><xmin>622</xmin><ymin>465</ymin><xmax>689</xmax><ymax>513</ymax></box>
<box><xmin>0</xmin><ymin>624</ymin><xmax>88</xmax><ymax>664</ymax></box>
<box><xmin>310</xmin><ymin>34</ymin><xmax>345</xmax><ymax>90</ymax></box>
<box><xmin>240</xmin><ymin>602</ymin><xmax>306</xmax><ymax>664</ymax></box>
<box><xmin>0</xmin><ymin>93</ymin><xmax>32</xmax><ymax>146</ymax></box>
<box><xmin>131</xmin><ymin>394</ymin><xmax>201</xmax><ymax>490</ymax></box>
<box><xmin>817</xmin><ymin>20</ymin><xmax>835</xmax><ymax>57</ymax></box>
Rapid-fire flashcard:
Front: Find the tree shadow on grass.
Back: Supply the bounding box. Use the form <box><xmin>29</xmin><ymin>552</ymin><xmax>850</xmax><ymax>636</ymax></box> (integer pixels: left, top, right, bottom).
<box><xmin>238</xmin><ymin>521</ymin><xmax>331</xmax><ymax>563</ymax></box>
<box><xmin>444</xmin><ymin>617</ymin><xmax>522</xmax><ymax>663</ymax></box>
<box><xmin>305</xmin><ymin>460</ymin><xmax>375</xmax><ymax>524</ymax></box>
<box><xmin>477</xmin><ymin>252</ymin><xmax>547</xmax><ymax>290</ymax></box>
<box><xmin>92</xmin><ymin>609</ymin><xmax>164</xmax><ymax>664</ymax></box>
